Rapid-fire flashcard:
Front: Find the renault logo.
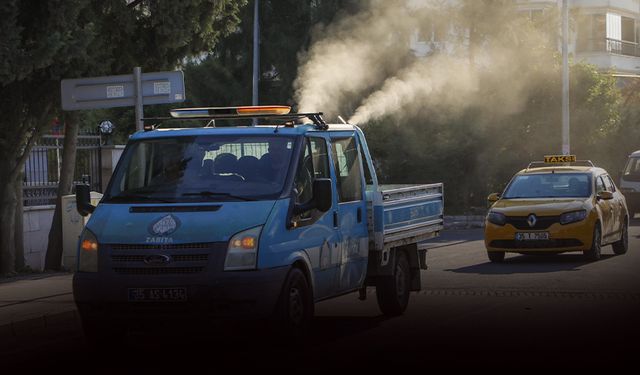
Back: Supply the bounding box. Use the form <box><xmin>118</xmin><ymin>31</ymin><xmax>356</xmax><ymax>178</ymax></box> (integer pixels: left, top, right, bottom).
<box><xmin>527</xmin><ymin>214</ymin><xmax>537</xmax><ymax>228</ymax></box>
<box><xmin>144</xmin><ymin>254</ymin><xmax>172</xmax><ymax>266</ymax></box>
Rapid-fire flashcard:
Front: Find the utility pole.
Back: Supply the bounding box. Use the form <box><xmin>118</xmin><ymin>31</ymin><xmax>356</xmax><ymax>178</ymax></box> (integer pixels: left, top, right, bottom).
<box><xmin>252</xmin><ymin>0</ymin><xmax>260</xmax><ymax>107</ymax></box>
<box><xmin>561</xmin><ymin>0</ymin><xmax>570</xmax><ymax>155</ymax></box>
<box><xmin>134</xmin><ymin>66</ymin><xmax>144</xmax><ymax>132</ymax></box>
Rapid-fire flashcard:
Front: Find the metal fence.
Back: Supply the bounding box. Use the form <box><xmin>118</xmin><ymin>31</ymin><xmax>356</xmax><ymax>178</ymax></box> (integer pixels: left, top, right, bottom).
<box><xmin>22</xmin><ymin>132</ymin><xmax>102</xmax><ymax>206</ymax></box>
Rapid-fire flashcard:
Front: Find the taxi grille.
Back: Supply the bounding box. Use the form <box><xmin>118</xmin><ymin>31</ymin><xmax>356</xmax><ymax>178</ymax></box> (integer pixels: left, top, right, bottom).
<box><xmin>505</xmin><ymin>216</ymin><xmax>560</xmax><ymax>230</ymax></box>
<box><xmin>490</xmin><ymin>239</ymin><xmax>583</xmax><ymax>249</ymax></box>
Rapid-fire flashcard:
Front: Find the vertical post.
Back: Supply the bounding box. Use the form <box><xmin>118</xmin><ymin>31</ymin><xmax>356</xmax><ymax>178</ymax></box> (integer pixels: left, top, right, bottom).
<box><xmin>134</xmin><ymin>67</ymin><xmax>144</xmax><ymax>132</ymax></box>
<box><xmin>561</xmin><ymin>0</ymin><xmax>570</xmax><ymax>155</ymax></box>
<box><xmin>252</xmin><ymin>0</ymin><xmax>260</xmax><ymax>108</ymax></box>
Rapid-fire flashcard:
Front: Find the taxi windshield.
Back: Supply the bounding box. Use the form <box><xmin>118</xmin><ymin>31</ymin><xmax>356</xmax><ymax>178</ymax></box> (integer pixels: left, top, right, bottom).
<box><xmin>104</xmin><ymin>135</ymin><xmax>295</xmax><ymax>203</ymax></box>
<box><xmin>503</xmin><ymin>173</ymin><xmax>592</xmax><ymax>199</ymax></box>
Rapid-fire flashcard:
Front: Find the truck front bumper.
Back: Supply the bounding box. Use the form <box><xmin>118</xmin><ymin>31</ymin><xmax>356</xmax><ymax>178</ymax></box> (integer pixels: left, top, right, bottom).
<box><xmin>73</xmin><ymin>266</ymin><xmax>288</xmax><ymax>321</ymax></box>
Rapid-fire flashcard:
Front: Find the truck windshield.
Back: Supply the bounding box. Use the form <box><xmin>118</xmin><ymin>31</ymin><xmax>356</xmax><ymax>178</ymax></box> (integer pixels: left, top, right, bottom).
<box><xmin>105</xmin><ymin>135</ymin><xmax>295</xmax><ymax>203</ymax></box>
<box><xmin>502</xmin><ymin>173</ymin><xmax>591</xmax><ymax>199</ymax></box>
<box><xmin>622</xmin><ymin>157</ymin><xmax>640</xmax><ymax>181</ymax></box>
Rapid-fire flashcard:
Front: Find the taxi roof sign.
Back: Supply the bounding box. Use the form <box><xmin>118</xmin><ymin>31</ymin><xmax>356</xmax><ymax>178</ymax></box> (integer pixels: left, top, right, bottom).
<box><xmin>544</xmin><ymin>155</ymin><xmax>577</xmax><ymax>163</ymax></box>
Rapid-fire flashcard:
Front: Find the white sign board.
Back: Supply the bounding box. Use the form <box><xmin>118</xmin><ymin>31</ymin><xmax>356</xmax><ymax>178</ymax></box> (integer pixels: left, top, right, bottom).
<box><xmin>61</xmin><ymin>70</ymin><xmax>185</xmax><ymax>111</ymax></box>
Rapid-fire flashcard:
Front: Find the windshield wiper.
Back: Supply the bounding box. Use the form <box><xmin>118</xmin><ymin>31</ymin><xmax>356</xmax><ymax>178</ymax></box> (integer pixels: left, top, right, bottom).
<box><xmin>106</xmin><ymin>193</ymin><xmax>176</xmax><ymax>203</ymax></box>
<box><xmin>182</xmin><ymin>191</ymin><xmax>255</xmax><ymax>201</ymax></box>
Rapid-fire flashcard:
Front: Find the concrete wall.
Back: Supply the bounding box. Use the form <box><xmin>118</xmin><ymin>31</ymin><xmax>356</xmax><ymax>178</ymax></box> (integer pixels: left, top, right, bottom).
<box><xmin>22</xmin><ymin>205</ymin><xmax>55</xmax><ymax>271</ymax></box>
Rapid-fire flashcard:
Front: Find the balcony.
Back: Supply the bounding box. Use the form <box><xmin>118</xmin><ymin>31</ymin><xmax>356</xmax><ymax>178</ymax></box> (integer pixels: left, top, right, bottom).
<box><xmin>578</xmin><ymin>37</ymin><xmax>640</xmax><ymax>57</ymax></box>
<box><xmin>576</xmin><ymin>37</ymin><xmax>640</xmax><ymax>73</ymax></box>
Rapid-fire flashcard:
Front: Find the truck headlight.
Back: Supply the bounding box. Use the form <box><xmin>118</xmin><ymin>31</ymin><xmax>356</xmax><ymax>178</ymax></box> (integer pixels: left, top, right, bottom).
<box><xmin>224</xmin><ymin>226</ymin><xmax>262</xmax><ymax>271</ymax></box>
<box><xmin>560</xmin><ymin>210</ymin><xmax>587</xmax><ymax>225</ymax></box>
<box><xmin>487</xmin><ymin>211</ymin><xmax>506</xmax><ymax>226</ymax></box>
<box><xmin>78</xmin><ymin>228</ymin><xmax>98</xmax><ymax>272</ymax></box>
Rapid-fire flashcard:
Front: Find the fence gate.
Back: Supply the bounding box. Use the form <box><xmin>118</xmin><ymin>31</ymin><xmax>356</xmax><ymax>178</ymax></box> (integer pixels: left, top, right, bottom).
<box><xmin>22</xmin><ymin>131</ymin><xmax>102</xmax><ymax>206</ymax></box>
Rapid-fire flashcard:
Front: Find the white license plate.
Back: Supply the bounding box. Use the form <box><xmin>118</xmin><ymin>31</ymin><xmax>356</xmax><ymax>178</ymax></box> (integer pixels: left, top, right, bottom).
<box><xmin>515</xmin><ymin>232</ymin><xmax>549</xmax><ymax>241</ymax></box>
<box><xmin>128</xmin><ymin>288</ymin><xmax>187</xmax><ymax>302</ymax></box>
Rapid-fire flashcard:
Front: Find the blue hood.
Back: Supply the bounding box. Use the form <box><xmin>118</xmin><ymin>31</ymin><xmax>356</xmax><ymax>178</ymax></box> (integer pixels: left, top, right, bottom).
<box><xmin>86</xmin><ymin>201</ymin><xmax>277</xmax><ymax>244</ymax></box>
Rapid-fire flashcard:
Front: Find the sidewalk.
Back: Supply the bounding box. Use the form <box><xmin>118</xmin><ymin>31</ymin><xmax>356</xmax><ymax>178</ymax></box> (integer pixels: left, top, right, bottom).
<box><xmin>0</xmin><ymin>273</ymin><xmax>78</xmax><ymax>343</ymax></box>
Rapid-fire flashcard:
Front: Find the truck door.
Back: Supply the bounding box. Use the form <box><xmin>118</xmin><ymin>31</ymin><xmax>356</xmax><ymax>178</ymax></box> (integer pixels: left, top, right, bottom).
<box><xmin>290</xmin><ymin>136</ymin><xmax>341</xmax><ymax>299</ymax></box>
<box><xmin>329</xmin><ymin>135</ymin><xmax>369</xmax><ymax>292</ymax></box>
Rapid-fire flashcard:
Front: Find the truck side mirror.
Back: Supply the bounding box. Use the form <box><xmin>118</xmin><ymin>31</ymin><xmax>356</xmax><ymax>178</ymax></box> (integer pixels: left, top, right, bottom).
<box><xmin>313</xmin><ymin>178</ymin><xmax>333</xmax><ymax>213</ymax></box>
<box><xmin>76</xmin><ymin>184</ymin><xmax>96</xmax><ymax>216</ymax></box>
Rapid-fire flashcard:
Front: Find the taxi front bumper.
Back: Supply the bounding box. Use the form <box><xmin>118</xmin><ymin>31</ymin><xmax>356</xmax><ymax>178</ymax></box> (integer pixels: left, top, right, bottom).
<box><xmin>484</xmin><ymin>218</ymin><xmax>595</xmax><ymax>253</ymax></box>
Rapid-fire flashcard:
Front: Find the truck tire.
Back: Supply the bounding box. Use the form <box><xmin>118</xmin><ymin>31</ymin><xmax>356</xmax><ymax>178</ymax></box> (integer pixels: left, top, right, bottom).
<box><xmin>275</xmin><ymin>267</ymin><xmax>313</xmax><ymax>336</ymax></box>
<box><xmin>612</xmin><ymin>218</ymin><xmax>629</xmax><ymax>255</ymax></box>
<box><xmin>583</xmin><ymin>224</ymin><xmax>602</xmax><ymax>261</ymax></box>
<box><xmin>376</xmin><ymin>251</ymin><xmax>410</xmax><ymax>317</ymax></box>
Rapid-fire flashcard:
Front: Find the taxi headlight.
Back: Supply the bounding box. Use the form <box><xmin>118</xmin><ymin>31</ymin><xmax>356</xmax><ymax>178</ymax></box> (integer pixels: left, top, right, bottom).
<box><xmin>560</xmin><ymin>210</ymin><xmax>587</xmax><ymax>225</ymax></box>
<box><xmin>487</xmin><ymin>211</ymin><xmax>506</xmax><ymax>226</ymax></box>
<box><xmin>78</xmin><ymin>228</ymin><xmax>98</xmax><ymax>272</ymax></box>
<box><xmin>224</xmin><ymin>226</ymin><xmax>262</xmax><ymax>271</ymax></box>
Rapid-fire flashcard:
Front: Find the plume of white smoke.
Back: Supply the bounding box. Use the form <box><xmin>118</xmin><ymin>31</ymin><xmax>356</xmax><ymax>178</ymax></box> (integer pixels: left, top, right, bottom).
<box><xmin>295</xmin><ymin>0</ymin><xmax>558</xmax><ymax>126</ymax></box>
<box><xmin>295</xmin><ymin>1</ymin><xmax>417</xmax><ymax>116</ymax></box>
<box><xmin>349</xmin><ymin>55</ymin><xmax>477</xmax><ymax>124</ymax></box>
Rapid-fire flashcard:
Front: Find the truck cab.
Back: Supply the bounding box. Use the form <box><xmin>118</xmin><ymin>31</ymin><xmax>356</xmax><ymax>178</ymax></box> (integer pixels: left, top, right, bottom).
<box><xmin>73</xmin><ymin>107</ymin><xmax>443</xmax><ymax>341</ymax></box>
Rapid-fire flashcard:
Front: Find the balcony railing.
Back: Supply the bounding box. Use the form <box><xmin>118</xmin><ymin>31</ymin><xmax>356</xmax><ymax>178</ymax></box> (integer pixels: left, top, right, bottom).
<box><xmin>577</xmin><ymin>37</ymin><xmax>640</xmax><ymax>57</ymax></box>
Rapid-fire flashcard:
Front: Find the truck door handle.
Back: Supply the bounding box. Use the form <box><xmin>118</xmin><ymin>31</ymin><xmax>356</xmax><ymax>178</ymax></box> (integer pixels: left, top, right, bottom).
<box><xmin>333</xmin><ymin>211</ymin><xmax>339</xmax><ymax>228</ymax></box>
<box><xmin>357</xmin><ymin>207</ymin><xmax>362</xmax><ymax>223</ymax></box>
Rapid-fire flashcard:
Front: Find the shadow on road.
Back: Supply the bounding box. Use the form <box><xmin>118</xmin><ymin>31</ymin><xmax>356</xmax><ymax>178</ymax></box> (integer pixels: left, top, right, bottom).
<box><xmin>445</xmin><ymin>254</ymin><xmax>617</xmax><ymax>275</ymax></box>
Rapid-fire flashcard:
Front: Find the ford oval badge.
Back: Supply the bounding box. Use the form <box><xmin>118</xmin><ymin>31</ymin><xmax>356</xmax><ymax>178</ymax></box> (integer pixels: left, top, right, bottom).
<box><xmin>144</xmin><ymin>254</ymin><xmax>172</xmax><ymax>266</ymax></box>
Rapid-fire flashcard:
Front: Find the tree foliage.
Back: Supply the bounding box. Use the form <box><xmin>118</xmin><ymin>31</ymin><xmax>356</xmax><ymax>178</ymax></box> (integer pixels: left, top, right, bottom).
<box><xmin>0</xmin><ymin>0</ymin><xmax>246</xmax><ymax>274</ymax></box>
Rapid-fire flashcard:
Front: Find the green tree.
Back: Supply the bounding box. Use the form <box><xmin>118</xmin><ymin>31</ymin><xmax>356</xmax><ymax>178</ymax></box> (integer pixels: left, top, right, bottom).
<box><xmin>0</xmin><ymin>0</ymin><xmax>246</xmax><ymax>274</ymax></box>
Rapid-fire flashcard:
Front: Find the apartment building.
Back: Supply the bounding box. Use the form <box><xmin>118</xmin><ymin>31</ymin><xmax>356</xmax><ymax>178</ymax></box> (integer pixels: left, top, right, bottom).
<box><xmin>410</xmin><ymin>0</ymin><xmax>640</xmax><ymax>76</ymax></box>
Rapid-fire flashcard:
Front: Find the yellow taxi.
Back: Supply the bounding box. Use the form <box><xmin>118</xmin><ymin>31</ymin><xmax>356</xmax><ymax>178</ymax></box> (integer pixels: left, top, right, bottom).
<box><xmin>484</xmin><ymin>155</ymin><xmax>629</xmax><ymax>262</ymax></box>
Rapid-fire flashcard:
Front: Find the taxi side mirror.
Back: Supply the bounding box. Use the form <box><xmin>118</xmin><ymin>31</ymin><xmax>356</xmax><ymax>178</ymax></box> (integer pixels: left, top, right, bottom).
<box><xmin>487</xmin><ymin>193</ymin><xmax>501</xmax><ymax>206</ymax></box>
<box><xmin>597</xmin><ymin>191</ymin><xmax>614</xmax><ymax>201</ymax></box>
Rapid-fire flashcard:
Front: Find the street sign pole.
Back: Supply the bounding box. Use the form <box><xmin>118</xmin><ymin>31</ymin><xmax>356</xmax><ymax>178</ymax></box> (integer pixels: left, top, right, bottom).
<box><xmin>134</xmin><ymin>67</ymin><xmax>144</xmax><ymax>132</ymax></box>
<box><xmin>562</xmin><ymin>0</ymin><xmax>570</xmax><ymax>155</ymax></box>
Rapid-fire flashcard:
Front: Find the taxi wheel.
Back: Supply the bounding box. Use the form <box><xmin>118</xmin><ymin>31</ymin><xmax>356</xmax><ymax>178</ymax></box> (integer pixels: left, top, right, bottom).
<box><xmin>487</xmin><ymin>251</ymin><xmax>505</xmax><ymax>263</ymax></box>
<box><xmin>583</xmin><ymin>224</ymin><xmax>602</xmax><ymax>261</ymax></box>
<box><xmin>612</xmin><ymin>219</ymin><xmax>629</xmax><ymax>255</ymax></box>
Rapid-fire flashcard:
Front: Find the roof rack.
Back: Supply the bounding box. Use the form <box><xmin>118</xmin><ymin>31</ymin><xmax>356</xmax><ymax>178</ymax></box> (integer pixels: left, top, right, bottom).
<box><xmin>141</xmin><ymin>106</ymin><xmax>329</xmax><ymax>131</ymax></box>
<box><xmin>527</xmin><ymin>160</ymin><xmax>595</xmax><ymax>169</ymax></box>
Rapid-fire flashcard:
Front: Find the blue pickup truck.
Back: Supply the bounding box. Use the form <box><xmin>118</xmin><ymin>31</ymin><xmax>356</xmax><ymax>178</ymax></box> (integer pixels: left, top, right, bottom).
<box><xmin>74</xmin><ymin>106</ymin><xmax>444</xmax><ymax>340</ymax></box>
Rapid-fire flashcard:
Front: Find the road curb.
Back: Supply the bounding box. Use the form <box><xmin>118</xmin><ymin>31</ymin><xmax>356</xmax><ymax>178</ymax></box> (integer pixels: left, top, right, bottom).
<box><xmin>0</xmin><ymin>309</ymin><xmax>80</xmax><ymax>340</ymax></box>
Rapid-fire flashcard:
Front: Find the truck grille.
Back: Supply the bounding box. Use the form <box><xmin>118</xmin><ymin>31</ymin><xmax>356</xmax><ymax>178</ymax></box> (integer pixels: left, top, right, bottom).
<box><xmin>113</xmin><ymin>267</ymin><xmax>204</xmax><ymax>275</ymax></box>
<box><xmin>504</xmin><ymin>216</ymin><xmax>560</xmax><ymax>230</ymax></box>
<box><xmin>111</xmin><ymin>243</ymin><xmax>211</xmax><ymax>251</ymax></box>
<box><xmin>108</xmin><ymin>242</ymin><xmax>218</xmax><ymax>275</ymax></box>
<box><xmin>490</xmin><ymin>239</ymin><xmax>583</xmax><ymax>249</ymax></box>
<box><xmin>111</xmin><ymin>254</ymin><xmax>209</xmax><ymax>262</ymax></box>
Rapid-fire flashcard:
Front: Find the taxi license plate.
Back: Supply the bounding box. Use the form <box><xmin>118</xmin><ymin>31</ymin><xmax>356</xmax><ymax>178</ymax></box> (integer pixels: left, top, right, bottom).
<box><xmin>515</xmin><ymin>232</ymin><xmax>549</xmax><ymax>241</ymax></box>
<box><xmin>128</xmin><ymin>288</ymin><xmax>187</xmax><ymax>302</ymax></box>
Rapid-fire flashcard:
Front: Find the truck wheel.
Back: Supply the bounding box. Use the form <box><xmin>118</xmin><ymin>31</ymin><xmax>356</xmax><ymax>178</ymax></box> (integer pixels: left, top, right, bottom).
<box><xmin>487</xmin><ymin>251</ymin><xmax>505</xmax><ymax>263</ymax></box>
<box><xmin>81</xmin><ymin>318</ymin><xmax>127</xmax><ymax>347</ymax></box>
<box><xmin>376</xmin><ymin>251</ymin><xmax>410</xmax><ymax>317</ymax></box>
<box><xmin>612</xmin><ymin>219</ymin><xmax>629</xmax><ymax>255</ymax></box>
<box><xmin>275</xmin><ymin>267</ymin><xmax>313</xmax><ymax>335</ymax></box>
<box><xmin>584</xmin><ymin>224</ymin><xmax>602</xmax><ymax>261</ymax></box>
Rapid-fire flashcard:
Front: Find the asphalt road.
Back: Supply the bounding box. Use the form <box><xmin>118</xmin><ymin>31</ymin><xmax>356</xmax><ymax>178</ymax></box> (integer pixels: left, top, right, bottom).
<box><xmin>3</xmin><ymin>221</ymin><xmax>640</xmax><ymax>372</ymax></box>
